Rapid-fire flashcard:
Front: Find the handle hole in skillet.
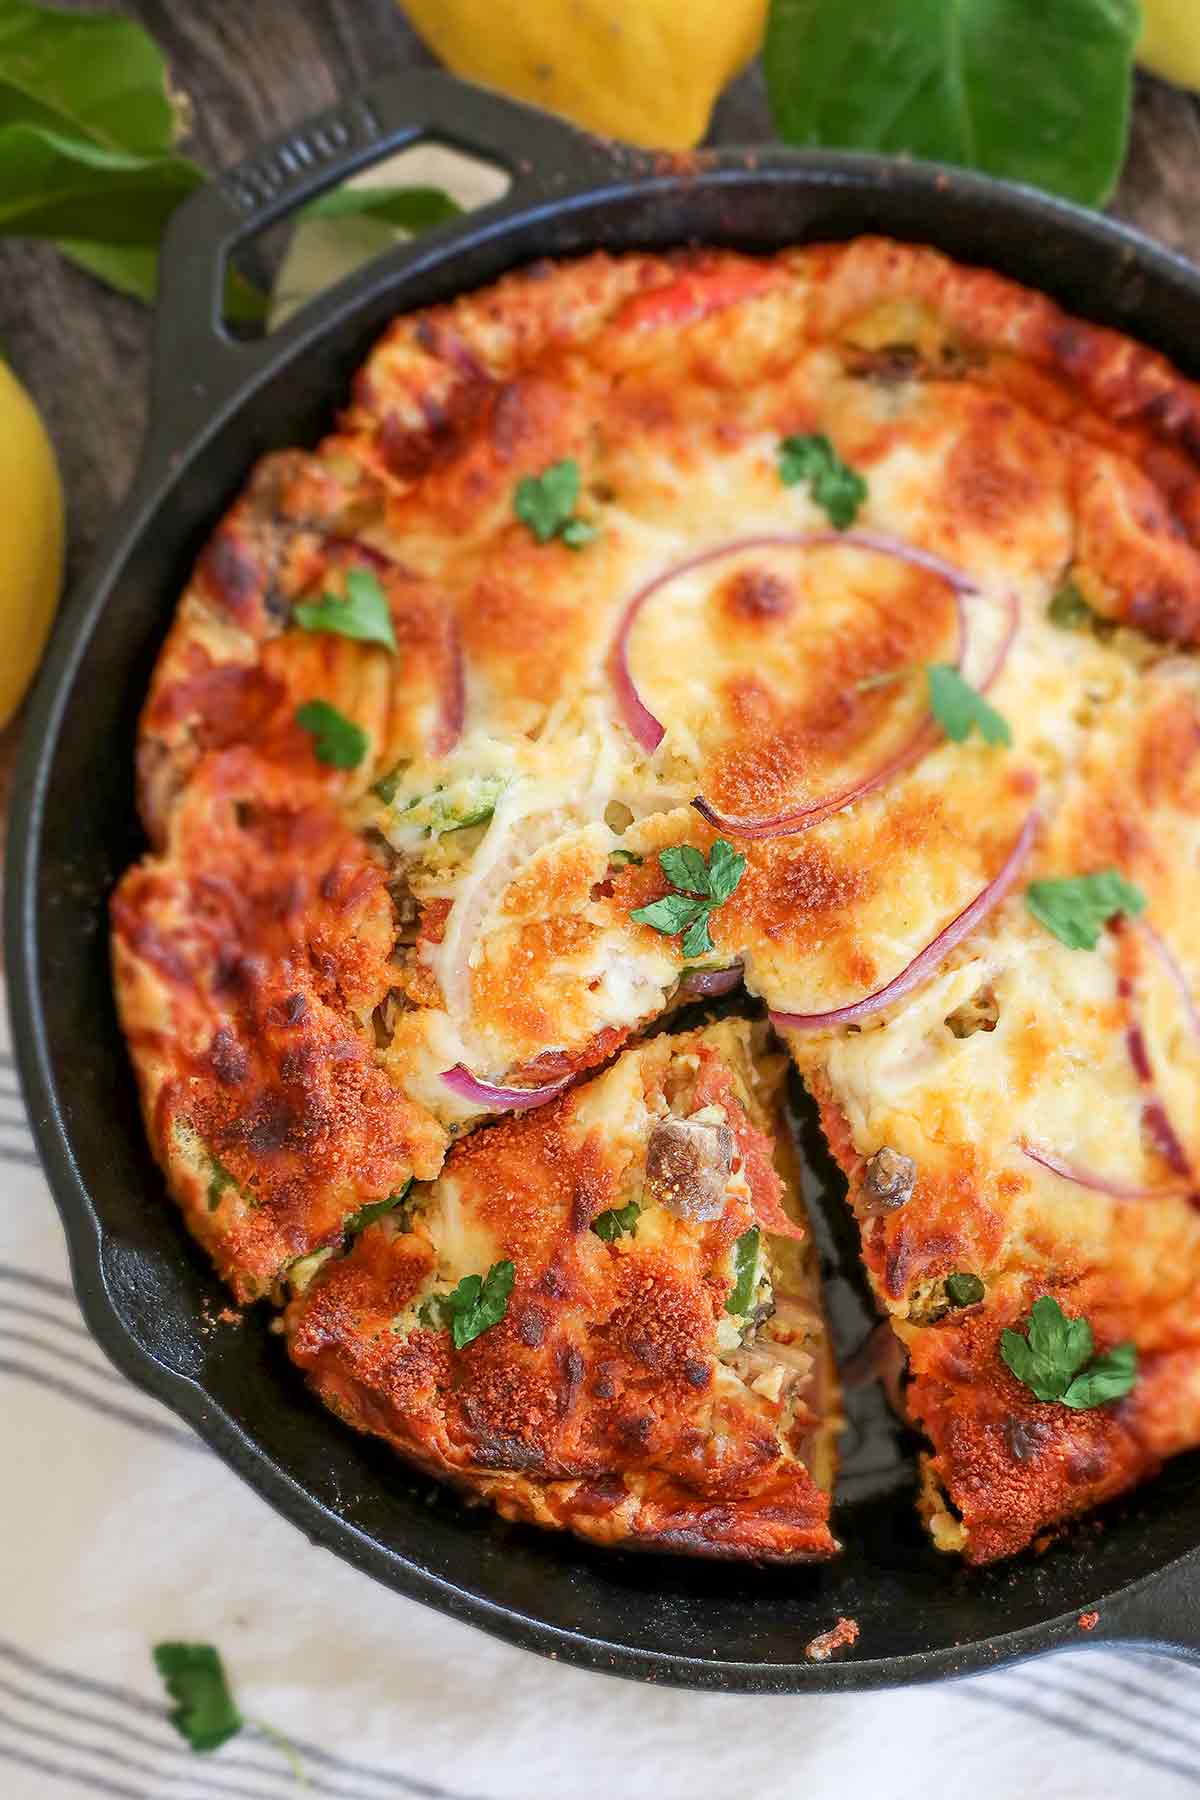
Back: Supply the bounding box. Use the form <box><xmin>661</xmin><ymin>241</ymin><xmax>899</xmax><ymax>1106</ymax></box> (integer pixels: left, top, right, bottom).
<box><xmin>221</xmin><ymin>143</ymin><xmax>511</xmax><ymax>341</ymax></box>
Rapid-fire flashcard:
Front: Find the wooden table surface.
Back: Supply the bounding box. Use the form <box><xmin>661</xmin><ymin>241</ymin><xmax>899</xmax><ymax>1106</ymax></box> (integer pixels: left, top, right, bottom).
<box><xmin>2</xmin><ymin>0</ymin><xmax>1199</xmax><ymax>802</ymax></box>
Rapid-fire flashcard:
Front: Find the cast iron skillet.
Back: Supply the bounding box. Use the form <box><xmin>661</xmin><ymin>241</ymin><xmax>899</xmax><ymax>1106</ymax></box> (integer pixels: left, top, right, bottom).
<box><xmin>8</xmin><ymin>68</ymin><xmax>1200</xmax><ymax>1692</ymax></box>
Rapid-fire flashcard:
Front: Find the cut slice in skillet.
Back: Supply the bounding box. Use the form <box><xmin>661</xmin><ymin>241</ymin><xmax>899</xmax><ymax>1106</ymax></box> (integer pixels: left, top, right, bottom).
<box><xmin>286</xmin><ymin>1018</ymin><xmax>841</xmax><ymax>1560</ymax></box>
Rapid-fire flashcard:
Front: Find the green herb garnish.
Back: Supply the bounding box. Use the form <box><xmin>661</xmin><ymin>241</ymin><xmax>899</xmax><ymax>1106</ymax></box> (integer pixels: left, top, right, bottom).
<box><xmin>345</xmin><ymin>1180</ymin><xmax>412</xmax><ymax>1239</ymax></box>
<box><xmin>630</xmin><ymin>839</ymin><xmax>747</xmax><ymax>960</ymax></box>
<box><xmin>725</xmin><ymin>1227</ymin><xmax>761</xmax><ymax>1317</ymax></box>
<box><xmin>777</xmin><ymin>433</ymin><xmax>866</xmax><ymax>529</ymax></box>
<box><xmin>927</xmin><ymin>664</ymin><xmax>1012</xmax><ymax>747</ymax></box>
<box><xmin>295</xmin><ymin>700</ymin><xmax>368</xmax><ymax>770</ymax></box>
<box><xmin>609</xmin><ymin>848</ymin><xmax>644</xmax><ymax>868</ymax></box>
<box><xmin>514</xmin><ymin>458</ymin><xmax>598</xmax><ymax>548</ymax></box>
<box><xmin>763</xmin><ymin>0</ymin><xmax>1140</xmax><ymax>211</ymax></box>
<box><xmin>1048</xmin><ymin>581</ymin><xmax>1094</xmax><ymax>631</ymax></box>
<box><xmin>205</xmin><ymin>1154</ymin><xmax>238</xmax><ymax>1214</ymax></box>
<box><xmin>591</xmin><ymin>1201</ymin><xmax>642</xmax><ymax>1242</ymax></box>
<box><xmin>419</xmin><ymin>1259</ymin><xmax>515</xmax><ymax>1349</ymax></box>
<box><xmin>1026</xmin><ymin>869</ymin><xmax>1146</xmax><ymax>950</ymax></box>
<box><xmin>153</xmin><ymin>1643</ymin><xmax>243</xmax><ymax>1753</ymax></box>
<box><xmin>293</xmin><ymin>567</ymin><xmax>397</xmax><ymax>651</ymax></box>
<box><xmin>945</xmin><ymin>1271</ymin><xmax>985</xmax><ymax>1308</ymax></box>
<box><xmin>1000</xmin><ymin>1295</ymin><xmax>1137</xmax><ymax>1410</ymax></box>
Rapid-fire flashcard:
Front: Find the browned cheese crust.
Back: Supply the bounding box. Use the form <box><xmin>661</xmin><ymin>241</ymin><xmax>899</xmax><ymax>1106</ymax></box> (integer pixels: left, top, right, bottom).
<box><xmin>113</xmin><ymin>236</ymin><xmax>1200</xmax><ymax>1560</ymax></box>
<box><xmin>286</xmin><ymin>1022</ymin><xmax>839</xmax><ymax>1560</ymax></box>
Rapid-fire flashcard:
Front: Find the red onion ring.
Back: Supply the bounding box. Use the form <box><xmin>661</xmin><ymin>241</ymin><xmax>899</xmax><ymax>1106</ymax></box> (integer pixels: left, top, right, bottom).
<box><xmin>1142</xmin><ymin>921</ymin><xmax>1200</xmax><ymax>1043</ymax></box>
<box><xmin>769</xmin><ymin>808</ymin><xmax>1039</xmax><ymax>1033</ymax></box>
<box><xmin>1020</xmin><ymin>1138</ymin><xmax>1189</xmax><ymax>1202</ymax></box>
<box><xmin>677</xmin><ymin>964</ymin><xmax>744</xmax><ymax>1000</ymax></box>
<box><xmin>433</xmin><ymin>615</ymin><xmax>465</xmax><ymax>755</ymax></box>
<box><xmin>610</xmin><ymin>530</ymin><xmax>978</xmax><ymax>760</ymax></box>
<box><xmin>440</xmin><ymin>1063</ymin><xmax>573</xmax><ymax>1113</ymax></box>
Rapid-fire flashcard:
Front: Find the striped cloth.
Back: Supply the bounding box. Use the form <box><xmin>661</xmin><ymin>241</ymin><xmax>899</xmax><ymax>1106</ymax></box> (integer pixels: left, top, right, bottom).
<box><xmin>3</xmin><ymin>987</ymin><xmax>1200</xmax><ymax>1799</ymax></box>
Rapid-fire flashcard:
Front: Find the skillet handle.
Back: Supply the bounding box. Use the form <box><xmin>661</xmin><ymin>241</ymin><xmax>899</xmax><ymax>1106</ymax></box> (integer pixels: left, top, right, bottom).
<box><xmin>146</xmin><ymin>69</ymin><xmax>641</xmax><ymax>458</ymax></box>
<box><xmin>1095</xmin><ymin>1561</ymin><xmax>1200</xmax><ymax>1661</ymax></box>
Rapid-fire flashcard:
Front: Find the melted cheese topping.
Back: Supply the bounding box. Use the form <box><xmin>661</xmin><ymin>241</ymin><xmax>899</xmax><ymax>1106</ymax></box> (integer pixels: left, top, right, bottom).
<box><xmin>114</xmin><ymin>239</ymin><xmax>1200</xmax><ymax>1562</ymax></box>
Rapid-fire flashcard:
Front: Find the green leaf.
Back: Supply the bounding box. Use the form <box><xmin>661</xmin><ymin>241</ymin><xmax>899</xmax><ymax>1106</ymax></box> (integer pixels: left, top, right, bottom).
<box><xmin>304</xmin><ymin>184</ymin><xmax>461</xmax><ymax>231</ymax></box>
<box><xmin>681</xmin><ymin>913</ymin><xmax>716</xmax><ymax>960</ymax></box>
<box><xmin>344</xmin><ymin>1180</ymin><xmax>412</xmax><ymax>1239</ymax></box>
<box><xmin>1048</xmin><ymin>580</ymin><xmax>1094</xmax><ymax>631</ymax></box>
<box><xmin>57</xmin><ymin>236</ymin><xmax>158</xmax><ymax>300</ymax></box>
<box><xmin>608</xmin><ymin>848</ymin><xmax>643</xmax><ymax>867</ymax></box>
<box><xmin>927</xmin><ymin>663</ymin><xmax>1012</xmax><ymax>747</ymax></box>
<box><xmin>514</xmin><ymin>459</ymin><xmax>581</xmax><ymax>543</ymax></box>
<box><xmin>293</xmin><ymin>568</ymin><xmax>397</xmax><ymax>651</ymax></box>
<box><xmin>0</xmin><ymin>120</ymin><xmax>201</xmax><ymax>240</ymax></box>
<box><xmin>630</xmin><ymin>894</ymin><xmax>709</xmax><ymax>935</ymax></box>
<box><xmin>1026</xmin><ymin>869</ymin><xmax>1146</xmax><ymax>950</ymax></box>
<box><xmin>1061</xmin><ymin>1341</ymin><xmax>1138</xmax><ymax>1410</ymax></box>
<box><xmin>295</xmin><ymin>700</ymin><xmax>368</xmax><ymax>770</ymax></box>
<box><xmin>725</xmin><ymin>1227</ymin><xmax>761</xmax><ymax>1317</ymax></box>
<box><xmin>777</xmin><ymin>433</ymin><xmax>867</xmax><ymax>529</ymax></box>
<box><xmin>945</xmin><ymin>1271</ymin><xmax>985</xmax><ymax>1307</ymax></box>
<box><xmin>153</xmin><ymin>1643</ymin><xmax>243</xmax><ymax>1754</ymax></box>
<box><xmin>422</xmin><ymin>1260</ymin><xmax>515</xmax><ymax>1350</ymax></box>
<box><xmin>1001</xmin><ymin>1295</ymin><xmax>1133</xmax><ymax>1410</ymax></box>
<box><xmin>560</xmin><ymin>516</ymin><xmax>600</xmax><ymax>549</ymax></box>
<box><xmin>591</xmin><ymin>1200</ymin><xmax>642</xmax><ymax>1242</ymax></box>
<box><xmin>0</xmin><ymin>0</ymin><xmax>187</xmax><ymax>155</ymax></box>
<box><xmin>659</xmin><ymin>843</ymin><xmax>712</xmax><ymax>897</ymax></box>
<box><xmin>706</xmin><ymin>839</ymin><xmax>747</xmax><ymax>906</ymax></box>
<box><xmin>764</xmin><ymin>0</ymin><xmax>1140</xmax><ymax>208</ymax></box>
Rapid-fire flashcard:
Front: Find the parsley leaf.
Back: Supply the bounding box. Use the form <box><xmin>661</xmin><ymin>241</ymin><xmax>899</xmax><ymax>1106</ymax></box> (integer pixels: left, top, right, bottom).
<box><xmin>630</xmin><ymin>839</ymin><xmax>747</xmax><ymax>958</ymax></box>
<box><xmin>927</xmin><ymin>664</ymin><xmax>1012</xmax><ymax>747</ymax></box>
<box><xmin>153</xmin><ymin>1643</ymin><xmax>243</xmax><ymax>1753</ymax></box>
<box><xmin>725</xmin><ymin>1227</ymin><xmax>761</xmax><ymax>1317</ymax></box>
<box><xmin>591</xmin><ymin>1200</ymin><xmax>641</xmax><ymax>1241</ymax></box>
<box><xmin>514</xmin><ymin>458</ymin><xmax>599</xmax><ymax>548</ymax></box>
<box><xmin>1000</xmin><ymin>1295</ymin><xmax>1136</xmax><ymax>1410</ymax></box>
<box><xmin>658</xmin><ymin>843</ymin><xmax>711</xmax><ymax>895</ymax></box>
<box><xmin>945</xmin><ymin>1271</ymin><xmax>985</xmax><ymax>1307</ymax></box>
<box><xmin>293</xmin><ymin>568</ymin><xmax>397</xmax><ymax>651</ymax></box>
<box><xmin>420</xmin><ymin>1259</ymin><xmax>515</xmax><ymax>1349</ymax></box>
<box><xmin>344</xmin><ymin>1180</ymin><xmax>412</xmax><ymax>1239</ymax></box>
<box><xmin>706</xmin><ymin>837</ymin><xmax>747</xmax><ymax>905</ymax></box>
<box><xmin>629</xmin><ymin>893</ymin><xmax>709</xmax><ymax>935</ymax></box>
<box><xmin>1061</xmin><ymin>1341</ymin><xmax>1139</xmax><ymax>1410</ymax></box>
<box><xmin>681</xmin><ymin>913</ymin><xmax>716</xmax><ymax>959</ymax></box>
<box><xmin>778</xmin><ymin>433</ymin><xmax>867</xmax><ymax>529</ymax></box>
<box><xmin>295</xmin><ymin>700</ymin><xmax>368</xmax><ymax>770</ymax></box>
<box><xmin>1048</xmin><ymin>581</ymin><xmax>1094</xmax><ymax>631</ymax></box>
<box><xmin>1026</xmin><ymin>869</ymin><xmax>1146</xmax><ymax>950</ymax></box>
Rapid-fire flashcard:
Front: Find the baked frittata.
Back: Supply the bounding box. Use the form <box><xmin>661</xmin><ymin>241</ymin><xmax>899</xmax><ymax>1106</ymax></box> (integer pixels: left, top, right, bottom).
<box><xmin>286</xmin><ymin>1020</ymin><xmax>839</xmax><ymax>1559</ymax></box>
<box><xmin>113</xmin><ymin>237</ymin><xmax>1200</xmax><ymax>1562</ymax></box>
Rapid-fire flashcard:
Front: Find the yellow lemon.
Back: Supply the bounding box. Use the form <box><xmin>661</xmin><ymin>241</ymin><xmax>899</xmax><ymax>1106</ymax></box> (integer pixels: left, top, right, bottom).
<box><xmin>0</xmin><ymin>359</ymin><xmax>64</xmax><ymax>728</ymax></box>
<box><xmin>1139</xmin><ymin>0</ymin><xmax>1200</xmax><ymax>91</ymax></box>
<box><xmin>399</xmin><ymin>0</ymin><xmax>768</xmax><ymax>150</ymax></box>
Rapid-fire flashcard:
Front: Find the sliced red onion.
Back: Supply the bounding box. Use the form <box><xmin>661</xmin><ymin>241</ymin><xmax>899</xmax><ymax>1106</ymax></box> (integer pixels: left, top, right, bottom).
<box><xmin>769</xmin><ymin>808</ymin><xmax>1039</xmax><ymax>1033</ymax></box>
<box><xmin>976</xmin><ymin>589</ymin><xmax>1020</xmax><ymax>695</ymax></box>
<box><xmin>1142</xmin><ymin>921</ymin><xmax>1200</xmax><ymax>1043</ymax></box>
<box><xmin>433</xmin><ymin>615</ymin><xmax>465</xmax><ymax>755</ymax></box>
<box><xmin>610</xmin><ymin>530</ymin><xmax>978</xmax><ymax>759</ymax></box>
<box><xmin>1142</xmin><ymin>1100</ymin><xmax>1192</xmax><ymax>1179</ymax></box>
<box><xmin>1020</xmin><ymin>1138</ymin><xmax>1189</xmax><ymax>1202</ymax></box>
<box><xmin>677</xmin><ymin>964</ymin><xmax>744</xmax><ymax>999</ymax></box>
<box><xmin>440</xmin><ymin>1063</ymin><xmax>572</xmax><ymax>1112</ymax></box>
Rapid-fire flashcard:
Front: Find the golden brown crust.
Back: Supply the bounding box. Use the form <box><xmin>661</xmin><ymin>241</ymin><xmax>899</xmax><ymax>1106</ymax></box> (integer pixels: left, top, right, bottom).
<box><xmin>117</xmin><ymin>237</ymin><xmax>1200</xmax><ymax>1563</ymax></box>
<box><xmin>286</xmin><ymin>1023</ymin><xmax>837</xmax><ymax>1560</ymax></box>
<box><xmin>112</xmin><ymin>750</ymin><xmax>445</xmax><ymax>1300</ymax></box>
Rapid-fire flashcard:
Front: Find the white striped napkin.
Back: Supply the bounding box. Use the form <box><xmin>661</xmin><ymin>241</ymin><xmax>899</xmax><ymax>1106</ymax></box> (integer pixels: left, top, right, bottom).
<box><xmin>4</xmin><ymin>974</ymin><xmax>1200</xmax><ymax>1800</ymax></box>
